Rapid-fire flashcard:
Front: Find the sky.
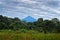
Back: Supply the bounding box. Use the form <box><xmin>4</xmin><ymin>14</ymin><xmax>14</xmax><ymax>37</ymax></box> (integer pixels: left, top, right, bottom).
<box><xmin>0</xmin><ymin>0</ymin><xmax>60</xmax><ymax>20</ymax></box>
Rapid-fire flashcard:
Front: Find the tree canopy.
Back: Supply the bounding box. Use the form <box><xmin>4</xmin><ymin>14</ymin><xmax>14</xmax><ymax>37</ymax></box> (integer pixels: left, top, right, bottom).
<box><xmin>0</xmin><ymin>15</ymin><xmax>60</xmax><ymax>33</ymax></box>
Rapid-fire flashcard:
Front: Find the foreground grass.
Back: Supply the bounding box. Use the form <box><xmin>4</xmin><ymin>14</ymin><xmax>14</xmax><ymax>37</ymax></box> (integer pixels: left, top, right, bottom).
<box><xmin>0</xmin><ymin>30</ymin><xmax>60</xmax><ymax>40</ymax></box>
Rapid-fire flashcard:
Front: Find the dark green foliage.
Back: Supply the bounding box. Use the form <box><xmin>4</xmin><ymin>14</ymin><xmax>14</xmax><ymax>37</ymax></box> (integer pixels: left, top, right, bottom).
<box><xmin>0</xmin><ymin>15</ymin><xmax>60</xmax><ymax>33</ymax></box>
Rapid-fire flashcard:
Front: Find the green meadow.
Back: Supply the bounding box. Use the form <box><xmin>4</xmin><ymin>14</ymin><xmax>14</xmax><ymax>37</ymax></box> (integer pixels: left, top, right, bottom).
<box><xmin>0</xmin><ymin>30</ymin><xmax>60</xmax><ymax>40</ymax></box>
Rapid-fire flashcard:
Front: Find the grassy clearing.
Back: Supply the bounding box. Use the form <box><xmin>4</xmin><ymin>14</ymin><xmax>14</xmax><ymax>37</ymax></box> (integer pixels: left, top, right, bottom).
<box><xmin>0</xmin><ymin>30</ymin><xmax>60</xmax><ymax>40</ymax></box>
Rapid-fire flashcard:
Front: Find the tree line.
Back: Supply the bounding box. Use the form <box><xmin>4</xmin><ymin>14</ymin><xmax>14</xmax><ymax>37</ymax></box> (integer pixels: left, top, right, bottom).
<box><xmin>0</xmin><ymin>15</ymin><xmax>60</xmax><ymax>33</ymax></box>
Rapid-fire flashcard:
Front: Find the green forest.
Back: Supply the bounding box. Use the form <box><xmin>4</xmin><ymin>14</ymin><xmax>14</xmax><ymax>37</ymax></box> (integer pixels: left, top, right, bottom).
<box><xmin>0</xmin><ymin>15</ymin><xmax>60</xmax><ymax>33</ymax></box>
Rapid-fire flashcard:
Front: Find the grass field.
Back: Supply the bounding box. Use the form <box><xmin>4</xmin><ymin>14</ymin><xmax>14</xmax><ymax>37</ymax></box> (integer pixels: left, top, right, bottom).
<box><xmin>0</xmin><ymin>30</ymin><xmax>60</xmax><ymax>40</ymax></box>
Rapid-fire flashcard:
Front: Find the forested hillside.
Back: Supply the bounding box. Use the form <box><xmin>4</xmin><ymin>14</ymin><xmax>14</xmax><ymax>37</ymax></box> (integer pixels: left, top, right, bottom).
<box><xmin>0</xmin><ymin>15</ymin><xmax>60</xmax><ymax>33</ymax></box>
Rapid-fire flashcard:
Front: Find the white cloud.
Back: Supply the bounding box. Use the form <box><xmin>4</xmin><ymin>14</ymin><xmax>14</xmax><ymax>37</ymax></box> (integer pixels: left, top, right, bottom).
<box><xmin>0</xmin><ymin>2</ymin><xmax>3</xmax><ymax>4</ymax></box>
<box><xmin>17</xmin><ymin>0</ymin><xmax>37</xmax><ymax>4</ymax></box>
<box><xmin>0</xmin><ymin>0</ymin><xmax>60</xmax><ymax>20</ymax></box>
<box><xmin>36</xmin><ymin>4</ymin><xmax>60</xmax><ymax>14</ymax></box>
<box><xmin>33</xmin><ymin>14</ymin><xmax>39</xmax><ymax>15</ymax></box>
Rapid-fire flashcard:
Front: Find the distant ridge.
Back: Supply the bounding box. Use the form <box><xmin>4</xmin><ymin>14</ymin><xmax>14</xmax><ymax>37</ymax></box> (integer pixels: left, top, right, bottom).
<box><xmin>22</xmin><ymin>16</ymin><xmax>36</xmax><ymax>22</ymax></box>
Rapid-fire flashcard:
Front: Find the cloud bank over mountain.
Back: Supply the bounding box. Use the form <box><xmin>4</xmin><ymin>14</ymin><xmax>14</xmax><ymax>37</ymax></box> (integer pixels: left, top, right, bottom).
<box><xmin>0</xmin><ymin>0</ymin><xmax>60</xmax><ymax>19</ymax></box>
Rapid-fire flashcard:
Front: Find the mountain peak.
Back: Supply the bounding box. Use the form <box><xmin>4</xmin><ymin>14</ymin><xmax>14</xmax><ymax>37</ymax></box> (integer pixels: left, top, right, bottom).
<box><xmin>22</xmin><ymin>16</ymin><xmax>36</xmax><ymax>22</ymax></box>
<box><xmin>25</xmin><ymin>16</ymin><xmax>34</xmax><ymax>19</ymax></box>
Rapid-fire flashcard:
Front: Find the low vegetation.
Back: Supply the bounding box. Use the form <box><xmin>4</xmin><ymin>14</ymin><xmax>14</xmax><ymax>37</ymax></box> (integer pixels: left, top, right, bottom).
<box><xmin>0</xmin><ymin>30</ymin><xmax>60</xmax><ymax>40</ymax></box>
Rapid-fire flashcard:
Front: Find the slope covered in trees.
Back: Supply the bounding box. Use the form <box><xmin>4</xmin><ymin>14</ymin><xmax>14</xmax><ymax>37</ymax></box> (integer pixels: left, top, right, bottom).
<box><xmin>0</xmin><ymin>15</ymin><xmax>60</xmax><ymax>33</ymax></box>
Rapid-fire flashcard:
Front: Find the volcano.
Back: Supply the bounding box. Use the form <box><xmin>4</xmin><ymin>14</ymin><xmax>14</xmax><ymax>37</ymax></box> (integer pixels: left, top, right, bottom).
<box><xmin>22</xmin><ymin>16</ymin><xmax>36</xmax><ymax>22</ymax></box>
